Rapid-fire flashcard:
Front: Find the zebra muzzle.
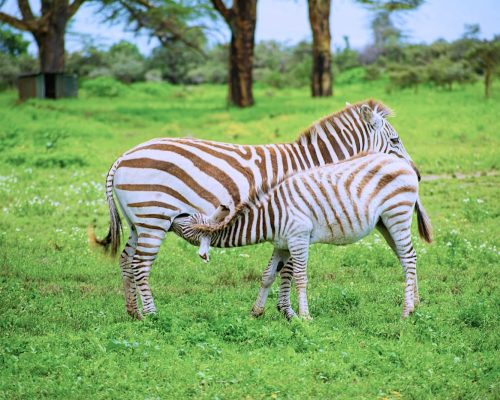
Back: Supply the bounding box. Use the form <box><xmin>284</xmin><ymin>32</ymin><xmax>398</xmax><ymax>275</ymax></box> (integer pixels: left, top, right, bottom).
<box><xmin>198</xmin><ymin>236</ymin><xmax>211</xmax><ymax>263</ymax></box>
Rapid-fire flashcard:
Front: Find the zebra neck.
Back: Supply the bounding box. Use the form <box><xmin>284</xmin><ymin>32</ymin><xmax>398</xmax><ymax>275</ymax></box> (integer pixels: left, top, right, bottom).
<box><xmin>295</xmin><ymin>116</ymin><xmax>371</xmax><ymax>168</ymax></box>
<box><xmin>212</xmin><ymin>203</ymin><xmax>268</xmax><ymax>248</ymax></box>
<box><xmin>258</xmin><ymin>123</ymin><xmax>369</xmax><ymax>186</ymax></box>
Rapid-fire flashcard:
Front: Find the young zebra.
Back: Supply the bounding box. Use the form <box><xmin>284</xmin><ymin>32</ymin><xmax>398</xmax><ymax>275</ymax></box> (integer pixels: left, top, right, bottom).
<box><xmin>172</xmin><ymin>152</ymin><xmax>432</xmax><ymax>320</ymax></box>
<box><xmin>94</xmin><ymin>100</ymin><xmax>421</xmax><ymax>319</ymax></box>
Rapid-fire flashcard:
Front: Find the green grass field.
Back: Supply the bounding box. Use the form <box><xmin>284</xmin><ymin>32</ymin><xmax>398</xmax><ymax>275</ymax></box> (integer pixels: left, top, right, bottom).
<box><xmin>0</xmin><ymin>80</ymin><xmax>499</xmax><ymax>399</ymax></box>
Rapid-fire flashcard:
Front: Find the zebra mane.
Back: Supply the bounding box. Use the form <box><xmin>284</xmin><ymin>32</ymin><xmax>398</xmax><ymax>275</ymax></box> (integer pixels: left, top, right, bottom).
<box><xmin>296</xmin><ymin>99</ymin><xmax>394</xmax><ymax>144</ymax></box>
<box><xmin>191</xmin><ymin>151</ymin><xmax>378</xmax><ymax>235</ymax></box>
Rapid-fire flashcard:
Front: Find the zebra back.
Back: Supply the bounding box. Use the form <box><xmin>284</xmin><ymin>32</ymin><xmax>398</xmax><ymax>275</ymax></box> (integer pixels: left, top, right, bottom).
<box><xmin>184</xmin><ymin>153</ymin><xmax>429</xmax><ymax>255</ymax></box>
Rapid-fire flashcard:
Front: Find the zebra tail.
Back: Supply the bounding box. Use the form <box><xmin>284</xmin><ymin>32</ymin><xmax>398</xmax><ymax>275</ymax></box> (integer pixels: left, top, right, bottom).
<box><xmin>89</xmin><ymin>160</ymin><xmax>122</xmax><ymax>256</ymax></box>
<box><xmin>415</xmin><ymin>197</ymin><xmax>432</xmax><ymax>244</ymax></box>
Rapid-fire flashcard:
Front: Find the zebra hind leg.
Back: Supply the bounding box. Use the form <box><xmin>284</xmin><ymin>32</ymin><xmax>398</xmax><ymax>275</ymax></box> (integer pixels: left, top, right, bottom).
<box><xmin>377</xmin><ymin>220</ymin><xmax>420</xmax><ymax>306</ymax></box>
<box><xmin>381</xmin><ymin>216</ymin><xmax>417</xmax><ymax>318</ymax></box>
<box><xmin>251</xmin><ymin>248</ymin><xmax>290</xmax><ymax>317</ymax></box>
<box><xmin>132</xmin><ymin>226</ymin><xmax>168</xmax><ymax>316</ymax></box>
<box><xmin>120</xmin><ymin>230</ymin><xmax>141</xmax><ymax>319</ymax></box>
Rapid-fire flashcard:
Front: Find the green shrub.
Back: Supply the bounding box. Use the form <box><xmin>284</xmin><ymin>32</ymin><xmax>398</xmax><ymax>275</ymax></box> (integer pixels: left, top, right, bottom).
<box><xmin>145</xmin><ymin>69</ymin><xmax>163</xmax><ymax>82</ymax></box>
<box><xmin>110</xmin><ymin>57</ymin><xmax>145</xmax><ymax>83</ymax></box>
<box><xmin>256</xmin><ymin>69</ymin><xmax>287</xmax><ymax>89</ymax></box>
<box><xmin>107</xmin><ymin>41</ymin><xmax>145</xmax><ymax>83</ymax></box>
<box><xmin>87</xmin><ymin>67</ymin><xmax>113</xmax><ymax>79</ymax></box>
<box><xmin>426</xmin><ymin>58</ymin><xmax>477</xmax><ymax>90</ymax></box>
<box><xmin>0</xmin><ymin>53</ymin><xmax>19</xmax><ymax>90</ymax></box>
<box><xmin>335</xmin><ymin>67</ymin><xmax>365</xmax><ymax>85</ymax></box>
<box><xmin>364</xmin><ymin>64</ymin><xmax>381</xmax><ymax>81</ymax></box>
<box><xmin>388</xmin><ymin>66</ymin><xmax>425</xmax><ymax>92</ymax></box>
<box><xmin>82</xmin><ymin>77</ymin><xmax>125</xmax><ymax>98</ymax></box>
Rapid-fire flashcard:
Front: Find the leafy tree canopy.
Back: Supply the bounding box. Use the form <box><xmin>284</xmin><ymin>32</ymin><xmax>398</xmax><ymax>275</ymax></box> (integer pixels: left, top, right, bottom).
<box><xmin>0</xmin><ymin>26</ymin><xmax>29</xmax><ymax>56</ymax></box>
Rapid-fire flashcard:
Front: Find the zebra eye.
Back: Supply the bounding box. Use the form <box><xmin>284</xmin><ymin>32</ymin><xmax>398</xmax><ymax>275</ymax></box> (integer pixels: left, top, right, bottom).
<box><xmin>390</xmin><ymin>138</ymin><xmax>399</xmax><ymax>145</ymax></box>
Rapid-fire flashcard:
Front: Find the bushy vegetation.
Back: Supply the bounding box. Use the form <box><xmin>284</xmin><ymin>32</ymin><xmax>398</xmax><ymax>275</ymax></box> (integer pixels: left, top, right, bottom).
<box><xmin>1</xmin><ymin>24</ymin><xmax>498</xmax><ymax>96</ymax></box>
<box><xmin>0</xmin><ymin>79</ymin><xmax>498</xmax><ymax>398</ymax></box>
<box><xmin>0</xmin><ymin>27</ymin><xmax>37</xmax><ymax>90</ymax></box>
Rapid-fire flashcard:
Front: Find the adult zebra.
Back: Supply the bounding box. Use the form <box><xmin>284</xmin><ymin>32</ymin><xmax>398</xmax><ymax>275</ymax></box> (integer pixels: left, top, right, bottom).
<box><xmin>95</xmin><ymin>100</ymin><xmax>420</xmax><ymax>319</ymax></box>
<box><xmin>173</xmin><ymin>152</ymin><xmax>432</xmax><ymax>319</ymax></box>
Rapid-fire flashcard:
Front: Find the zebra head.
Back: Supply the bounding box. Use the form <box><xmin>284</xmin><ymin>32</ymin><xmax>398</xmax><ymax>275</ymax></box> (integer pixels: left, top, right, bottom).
<box><xmin>197</xmin><ymin>204</ymin><xmax>231</xmax><ymax>262</ymax></box>
<box><xmin>171</xmin><ymin>204</ymin><xmax>231</xmax><ymax>262</ymax></box>
<box><xmin>359</xmin><ymin>104</ymin><xmax>421</xmax><ymax>181</ymax></box>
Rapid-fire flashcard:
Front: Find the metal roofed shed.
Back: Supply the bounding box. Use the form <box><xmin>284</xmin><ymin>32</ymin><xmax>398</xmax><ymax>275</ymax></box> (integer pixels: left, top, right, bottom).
<box><xmin>18</xmin><ymin>73</ymin><xmax>78</xmax><ymax>101</ymax></box>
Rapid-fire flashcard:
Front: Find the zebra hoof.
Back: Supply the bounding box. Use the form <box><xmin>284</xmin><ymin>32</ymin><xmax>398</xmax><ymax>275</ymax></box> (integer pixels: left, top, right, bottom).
<box><xmin>277</xmin><ymin>305</ymin><xmax>297</xmax><ymax>321</ymax></box>
<box><xmin>285</xmin><ymin>312</ymin><xmax>298</xmax><ymax>321</ymax></box>
<box><xmin>127</xmin><ymin>309</ymin><xmax>142</xmax><ymax>320</ymax></box>
<box><xmin>300</xmin><ymin>314</ymin><xmax>313</xmax><ymax>321</ymax></box>
<box><xmin>401</xmin><ymin>306</ymin><xmax>415</xmax><ymax>319</ymax></box>
<box><xmin>251</xmin><ymin>305</ymin><xmax>265</xmax><ymax>318</ymax></box>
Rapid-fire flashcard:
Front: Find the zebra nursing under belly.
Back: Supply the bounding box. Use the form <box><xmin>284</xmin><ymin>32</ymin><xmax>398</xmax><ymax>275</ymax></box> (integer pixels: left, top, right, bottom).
<box><xmin>174</xmin><ymin>153</ymin><xmax>432</xmax><ymax>320</ymax></box>
<box><xmin>94</xmin><ymin>99</ymin><xmax>422</xmax><ymax>319</ymax></box>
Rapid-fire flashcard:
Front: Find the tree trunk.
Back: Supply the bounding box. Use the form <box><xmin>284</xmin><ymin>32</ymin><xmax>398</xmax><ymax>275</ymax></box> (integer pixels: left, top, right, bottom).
<box><xmin>484</xmin><ymin>67</ymin><xmax>492</xmax><ymax>98</ymax></box>
<box><xmin>308</xmin><ymin>0</ymin><xmax>332</xmax><ymax>97</ymax></box>
<box><xmin>33</xmin><ymin>2</ymin><xmax>68</xmax><ymax>73</ymax></box>
<box><xmin>227</xmin><ymin>0</ymin><xmax>256</xmax><ymax>107</ymax></box>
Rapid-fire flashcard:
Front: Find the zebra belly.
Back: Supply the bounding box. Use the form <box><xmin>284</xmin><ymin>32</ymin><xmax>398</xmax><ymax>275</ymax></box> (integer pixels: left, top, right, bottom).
<box><xmin>310</xmin><ymin>218</ymin><xmax>376</xmax><ymax>245</ymax></box>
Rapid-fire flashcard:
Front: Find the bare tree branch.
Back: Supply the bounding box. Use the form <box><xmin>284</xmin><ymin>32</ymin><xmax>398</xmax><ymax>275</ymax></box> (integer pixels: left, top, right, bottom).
<box><xmin>211</xmin><ymin>0</ymin><xmax>232</xmax><ymax>24</ymax></box>
<box><xmin>0</xmin><ymin>11</ymin><xmax>35</xmax><ymax>31</ymax></box>
<box><xmin>133</xmin><ymin>0</ymin><xmax>153</xmax><ymax>8</ymax></box>
<box><xmin>68</xmin><ymin>0</ymin><xmax>87</xmax><ymax>17</ymax></box>
<box><xmin>17</xmin><ymin>0</ymin><xmax>35</xmax><ymax>21</ymax></box>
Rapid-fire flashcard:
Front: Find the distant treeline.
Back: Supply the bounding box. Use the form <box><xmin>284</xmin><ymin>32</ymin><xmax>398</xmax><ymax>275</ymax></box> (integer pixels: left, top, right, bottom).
<box><xmin>1</xmin><ymin>26</ymin><xmax>498</xmax><ymax>96</ymax></box>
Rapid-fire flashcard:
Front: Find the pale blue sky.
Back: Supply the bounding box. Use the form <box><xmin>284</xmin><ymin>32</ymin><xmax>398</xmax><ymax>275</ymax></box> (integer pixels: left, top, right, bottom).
<box><xmin>3</xmin><ymin>0</ymin><xmax>500</xmax><ymax>54</ymax></box>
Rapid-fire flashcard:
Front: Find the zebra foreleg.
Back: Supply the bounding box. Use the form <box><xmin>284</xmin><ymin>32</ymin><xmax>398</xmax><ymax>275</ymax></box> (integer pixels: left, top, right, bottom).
<box><xmin>120</xmin><ymin>232</ymin><xmax>141</xmax><ymax>319</ymax></box>
<box><xmin>251</xmin><ymin>248</ymin><xmax>289</xmax><ymax>317</ymax></box>
<box><xmin>276</xmin><ymin>259</ymin><xmax>295</xmax><ymax>319</ymax></box>
<box><xmin>282</xmin><ymin>235</ymin><xmax>311</xmax><ymax>320</ymax></box>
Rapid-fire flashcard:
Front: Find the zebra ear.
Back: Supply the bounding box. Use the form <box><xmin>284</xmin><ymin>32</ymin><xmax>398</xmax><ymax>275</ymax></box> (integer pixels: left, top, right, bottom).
<box><xmin>208</xmin><ymin>204</ymin><xmax>231</xmax><ymax>223</ymax></box>
<box><xmin>360</xmin><ymin>104</ymin><xmax>375</xmax><ymax>124</ymax></box>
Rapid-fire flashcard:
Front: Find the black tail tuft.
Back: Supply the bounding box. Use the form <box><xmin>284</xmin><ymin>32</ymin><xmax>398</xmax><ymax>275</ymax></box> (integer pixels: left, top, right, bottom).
<box><xmin>415</xmin><ymin>198</ymin><xmax>432</xmax><ymax>244</ymax></box>
<box><xmin>90</xmin><ymin>161</ymin><xmax>122</xmax><ymax>257</ymax></box>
